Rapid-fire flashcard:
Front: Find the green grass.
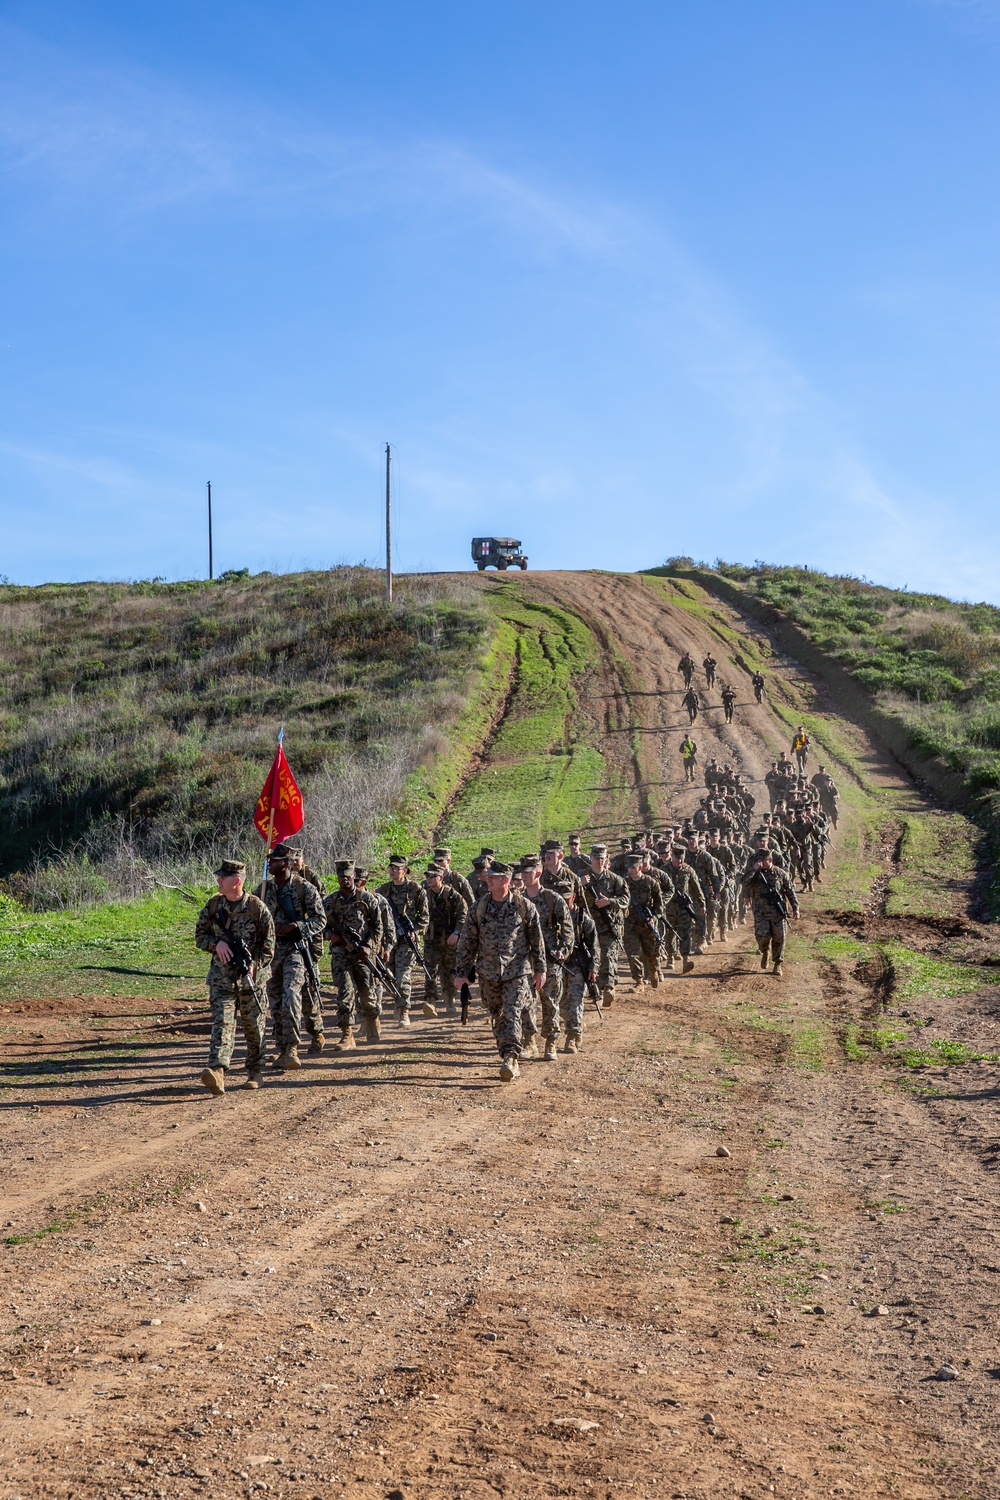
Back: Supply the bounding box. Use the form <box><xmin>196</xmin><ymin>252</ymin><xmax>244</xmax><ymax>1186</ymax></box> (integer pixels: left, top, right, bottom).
<box><xmin>439</xmin><ymin>581</ymin><xmax>605</xmax><ymax>867</ymax></box>
<box><xmin>0</xmin><ymin>568</ymin><xmax>494</xmax><ymax>898</ymax></box>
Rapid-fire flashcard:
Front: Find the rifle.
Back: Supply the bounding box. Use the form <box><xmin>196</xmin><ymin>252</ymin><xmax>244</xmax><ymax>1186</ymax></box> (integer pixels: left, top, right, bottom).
<box><xmin>393</xmin><ymin>908</ymin><xmax>435</xmax><ymax>987</ymax></box>
<box><xmin>629</xmin><ymin>896</ymin><xmax>666</xmax><ymax>952</ymax></box>
<box><xmin>212</xmin><ymin>905</ymin><xmax>267</xmax><ymax>1019</ymax></box>
<box><xmin>325</xmin><ymin>903</ymin><xmax>404</xmax><ymax>1002</ymax></box>
<box><xmin>570</xmin><ymin>933</ymin><xmax>604</xmax><ymax>1022</ymax></box>
<box><xmin>459</xmin><ymin>981</ymin><xmax>471</xmax><ymax>1026</ymax></box>
<box><xmin>758</xmin><ymin>870</ymin><xmax>789</xmax><ymax>921</ymax></box>
<box><xmin>275</xmin><ymin>884</ymin><xmax>323</xmax><ymax>1009</ymax></box>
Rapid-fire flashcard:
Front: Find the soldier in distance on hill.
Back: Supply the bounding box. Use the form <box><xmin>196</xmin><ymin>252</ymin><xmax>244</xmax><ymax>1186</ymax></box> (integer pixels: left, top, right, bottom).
<box><xmin>195</xmin><ymin>859</ymin><xmax>275</xmax><ymax>1096</ymax></box>
<box><xmin>703</xmin><ymin>653</ymin><xmax>717</xmax><ymax>689</ymax></box>
<box><xmin>262</xmin><ymin>843</ymin><xmax>326</xmax><ymax>1072</ymax></box>
<box><xmin>752</xmin><ymin>670</ymin><xmax>766</xmax><ymax>704</ymax></box>
<box><xmin>721</xmin><ymin>684</ymin><xmax>736</xmax><ymax>723</ymax></box>
<box><xmin>680</xmin><ymin>734</ymin><xmax>698</xmax><ymax>783</ymax></box>
<box><xmin>678</xmin><ymin>651</ymin><xmax>696</xmax><ymax>687</ymax></box>
<box><xmin>454</xmin><ymin>861</ymin><xmax>546</xmax><ymax>1083</ymax></box>
<box><xmin>682</xmin><ymin>686</ymin><xmax>700</xmax><ymax>724</ymax></box>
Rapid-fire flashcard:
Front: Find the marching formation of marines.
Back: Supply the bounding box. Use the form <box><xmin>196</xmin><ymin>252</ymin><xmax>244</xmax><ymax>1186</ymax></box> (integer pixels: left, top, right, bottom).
<box><xmin>194</xmin><ymin>652</ymin><xmax>841</xmax><ymax>1091</ymax></box>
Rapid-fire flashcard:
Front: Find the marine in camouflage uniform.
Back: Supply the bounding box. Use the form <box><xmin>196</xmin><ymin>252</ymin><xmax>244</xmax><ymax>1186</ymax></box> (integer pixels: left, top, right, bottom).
<box><xmin>707</xmin><ymin>831</ymin><xmax>738</xmax><ymax>940</ymax></box>
<box><xmin>324</xmin><ymin>861</ymin><xmax>388</xmax><ymax>1048</ymax></box>
<box><xmin>562</xmin><ymin>889</ymin><xmax>601</xmax><ymax>1052</ymax></box>
<box><xmin>684</xmin><ymin>836</ymin><xmax>724</xmax><ymax>949</ymax></box>
<box><xmin>378</xmin><ymin>856</ymin><xmax>431</xmax><ymax>1019</ymax></box>
<box><xmin>623</xmin><ymin>855</ymin><xmax>664</xmax><ymax>989</ymax></box>
<box><xmin>422</xmin><ymin>866</ymin><xmax>467</xmax><ymax>1016</ymax></box>
<box><xmin>658</xmin><ymin>849</ymin><xmax>706</xmax><ymax>972</ymax></box>
<box><xmin>289</xmin><ymin>849</ymin><xmax>327</xmax><ymax>1051</ymax></box>
<box><xmin>583</xmin><ymin>845</ymin><xmax>629</xmax><ymax>1007</ymax></box>
<box><xmin>466</xmin><ymin>857</ymin><xmax>492</xmax><ymax>903</ymax></box>
<box><xmin>565</xmin><ymin>834</ymin><xmax>590</xmax><ymax>879</ymax></box>
<box><xmin>433</xmin><ymin>847</ymin><xmax>476</xmax><ymax>907</ymax></box>
<box><xmin>742</xmin><ymin>851</ymin><xmax>799</xmax><ymax>975</ymax></box>
<box><xmin>522</xmin><ymin>859</ymin><xmax>575</xmax><ymax>1060</ymax></box>
<box><xmin>195</xmin><ymin>858</ymin><xmax>275</xmax><ymax>1094</ymax></box>
<box><xmin>454</xmin><ymin>862</ymin><xmax>547</xmax><ymax>1082</ymax></box>
<box><xmin>262</xmin><ymin>844</ymin><xmax>327</xmax><ymax>1069</ymax></box>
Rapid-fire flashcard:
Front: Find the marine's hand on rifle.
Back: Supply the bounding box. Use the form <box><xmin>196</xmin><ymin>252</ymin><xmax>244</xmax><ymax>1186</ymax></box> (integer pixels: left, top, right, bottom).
<box><xmin>589</xmin><ymin>970</ymin><xmax>597</xmax><ymax>984</ymax></box>
<box><xmin>215</xmin><ymin>939</ymin><xmax>234</xmax><ymax>965</ymax></box>
<box><xmin>594</xmin><ymin>894</ymin><xmax>610</xmax><ymax>908</ymax></box>
<box><xmin>276</xmin><ymin>920</ymin><xmax>299</xmax><ymax>938</ymax></box>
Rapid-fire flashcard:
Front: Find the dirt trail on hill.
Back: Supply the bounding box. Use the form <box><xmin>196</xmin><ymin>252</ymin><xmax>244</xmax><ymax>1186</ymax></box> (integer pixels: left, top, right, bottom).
<box><xmin>3</xmin><ymin>571</ymin><xmax>1000</xmax><ymax>1500</ymax></box>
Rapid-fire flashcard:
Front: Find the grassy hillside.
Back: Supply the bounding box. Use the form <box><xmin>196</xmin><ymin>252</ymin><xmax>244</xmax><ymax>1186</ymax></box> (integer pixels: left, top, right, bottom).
<box><xmin>658</xmin><ymin>559</ymin><xmax>1000</xmax><ymax>806</ymax></box>
<box><xmin>0</xmin><ymin>568</ymin><xmax>493</xmax><ymax>906</ymax></box>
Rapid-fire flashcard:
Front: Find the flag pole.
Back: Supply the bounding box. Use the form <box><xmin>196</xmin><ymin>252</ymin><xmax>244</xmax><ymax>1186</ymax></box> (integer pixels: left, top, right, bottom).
<box><xmin>259</xmin><ymin>727</ymin><xmax>284</xmax><ymax>896</ymax></box>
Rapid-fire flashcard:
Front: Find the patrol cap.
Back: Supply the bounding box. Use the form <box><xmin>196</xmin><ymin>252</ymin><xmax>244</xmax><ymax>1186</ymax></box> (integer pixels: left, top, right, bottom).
<box><xmin>619</xmin><ymin>837</ymin><xmax>631</xmax><ymax>848</ymax></box>
<box><xmin>519</xmin><ymin>855</ymin><xmax>542</xmax><ymax>871</ymax></box>
<box><xmin>487</xmin><ymin>860</ymin><xmax>512</xmax><ymax>876</ymax></box>
<box><xmin>335</xmin><ymin>859</ymin><xmax>355</xmax><ymax>875</ymax></box>
<box><xmin>626</xmin><ymin>853</ymin><xmax>644</xmax><ymax>866</ymax></box>
<box><xmin>590</xmin><ymin>843</ymin><xmax>607</xmax><ymax>856</ymax></box>
<box><xmin>434</xmin><ymin>846</ymin><xmax>451</xmax><ymax>859</ymax></box>
<box><xmin>670</xmin><ymin>844</ymin><xmax>687</xmax><ymax>857</ymax></box>
<box><xmin>214</xmin><ymin>859</ymin><xmax>246</xmax><ymax>878</ymax></box>
<box><xmin>479</xmin><ymin>847</ymin><xmax>496</xmax><ymax>858</ymax></box>
<box><xmin>354</xmin><ymin>867</ymin><xmax>370</xmax><ymax>881</ymax></box>
<box><xmin>269</xmin><ymin>843</ymin><xmax>293</xmax><ymax>861</ymax></box>
<box><xmin>425</xmin><ymin>864</ymin><xmax>445</xmax><ymax>878</ymax></box>
<box><xmin>388</xmin><ymin>854</ymin><xmax>409</xmax><ymax>868</ymax></box>
<box><xmin>568</xmin><ymin>831</ymin><xmax>581</xmax><ymax>842</ymax></box>
<box><xmin>471</xmin><ymin>857</ymin><xmax>488</xmax><ymax>869</ymax></box>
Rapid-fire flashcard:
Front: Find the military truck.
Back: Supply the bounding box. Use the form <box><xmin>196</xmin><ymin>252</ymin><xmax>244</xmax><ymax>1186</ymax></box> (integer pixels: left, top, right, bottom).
<box><xmin>471</xmin><ymin>537</ymin><xmax>528</xmax><ymax>571</ymax></box>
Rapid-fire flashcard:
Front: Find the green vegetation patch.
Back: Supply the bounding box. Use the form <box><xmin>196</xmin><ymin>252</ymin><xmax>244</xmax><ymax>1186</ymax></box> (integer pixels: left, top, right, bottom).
<box><xmin>439</xmin><ymin>582</ymin><xmax>604</xmax><ymax>868</ymax></box>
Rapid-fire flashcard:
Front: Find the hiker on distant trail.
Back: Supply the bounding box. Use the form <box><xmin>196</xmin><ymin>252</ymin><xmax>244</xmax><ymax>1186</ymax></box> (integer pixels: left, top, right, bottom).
<box><xmin>454</xmin><ymin>861</ymin><xmax>547</xmax><ymax>1083</ymax></box>
<box><xmin>680</xmin><ymin>735</ymin><xmax>698</xmax><ymax>783</ymax></box>
<box><xmin>752</xmin><ymin>670</ymin><xmax>766</xmax><ymax>704</ymax></box>
<box><xmin>703</xmin><ymin>654</ymin><xmax>717</xmax><ymax>689</ymax></box>
<box><xmin>721</xmin><ymin>683</ymin><xmax>736</xmax><ymax>723</ymax></box>
<box><xmin>678</xmin><ymin>652</ymin><xmax>696</xmax><ymax>688</ymax></box>
<box><xmin>742</xmin><ymin>847</ymin><xmax>799</xmax><ymax>979</ymax></box>
<box><xmin>195</xmin><ymin>859</ymin><xmax>275</xmax><ymax>1096</ymax></box>
<box><xmin>682</xmin><ymin>686</ymin><xmax>700</xmax><ymax>724</ymax></box>
<box><xmin>792</xmin><ymin>725</ymin><xmax>810</xmax><ymax>773</ymax></box>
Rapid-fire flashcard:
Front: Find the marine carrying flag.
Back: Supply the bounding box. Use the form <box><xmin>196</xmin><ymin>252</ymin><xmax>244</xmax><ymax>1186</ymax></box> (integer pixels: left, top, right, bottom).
<box><xmin>253</xmin><ymin>732</ymin><xmax>304</xmax><ymax>848</ymax></box>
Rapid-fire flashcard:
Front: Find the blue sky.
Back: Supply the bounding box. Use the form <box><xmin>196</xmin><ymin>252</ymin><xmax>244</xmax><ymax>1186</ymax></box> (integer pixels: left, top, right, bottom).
<box><xmin>2</xmin><ymin>0</ymin><xmax>1000</xmax><ymax>596</ymax></box>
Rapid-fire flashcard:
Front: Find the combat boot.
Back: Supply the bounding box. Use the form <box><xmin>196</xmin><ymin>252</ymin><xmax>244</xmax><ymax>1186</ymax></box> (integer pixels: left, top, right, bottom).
<box><xmin>332</xmin><ymin>1026</ymin><xmax>357</xmax><ymax>1052</ymax></box>
<box><xmin>682</xmin><ymin>958</ymin><xmax>695</xmax><ymax>974</ymax></box>
<box><xmin>772</xmin><ymin>962</ymin><xmax>783</xmax><ymax>977</ymax></box>
<box><xmin>759</xmin><ymin>950</ymin><xmax>769</xmax><ymax>970</ymax></box>
<box><xmin>421</xmin><ymin>1000</ymin><xmax>437</xmax><ymax>1018</ymax></box>
<box><xmin>649</xmin><ymin>974</ymin><xmax>659</xmax><ymax>990</ymax></box>
<box><xmin>542</xmin><ymin>1038</ymin><xmax>558</xmax><ymax>1062</ymax></box>
<box><xmin>397</xmin><ymin>1006</ymin><xmax>411</xmax><ymax>1028</ymax></box>
<box><xmin>445</xmin><ymin>998</ymin><xmax>457</xmax><ymax>1016</ymax></box>
<box><xmin>200</xmin><ymin>1066</ymin><xmax>225</xmax><ymax>1096</ymax></box>
<box><xmin>601</xmin><ymin>989</ymin><xmax>615</xmax><ymax>1008</ymax></box>
<box><xmin>563</xmin><ymin>1031</ymin><xmax>580</xmax><ymax>1054</ymax></box>
<box><xmin>664</xmin><ymin>957</ymin><xmax>676</xmax><ymax>971</ymax></box>
<box><xmin>363</xmin><ymin>1015</ymin><xmax>382</xmax><ymax>1044</ymax></box>
<box><xmin>307</xmin><ymin>1033</ymin><xmax>325</xmax><ymax>1055</ymax></box>
<box><xmin>521</xmin><ymin>1036</ymin><xmax>539</xmax><ymax>1061</ymax></box>
<box><xmin>278</xmin><ymin>1047</ymin><xmax>301</xmax><ymax>1071</ymax></box>
<box><xmin>499</xmin><ymin>1053</ymin><xmax>520</xmax><ymax>1082</ymax></box>
<box><xmin>245</xmin><ymin>1072</ymin><xmax>262</xmax><ymax>1090</ymax></box>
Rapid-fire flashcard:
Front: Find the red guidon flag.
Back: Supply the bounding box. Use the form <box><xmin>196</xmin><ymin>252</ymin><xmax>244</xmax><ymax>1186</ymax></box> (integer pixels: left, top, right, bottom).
<box><xmin>253</xmin><ymin>736</ymin><xmax>304</xmax><ymax>847</ymax></box>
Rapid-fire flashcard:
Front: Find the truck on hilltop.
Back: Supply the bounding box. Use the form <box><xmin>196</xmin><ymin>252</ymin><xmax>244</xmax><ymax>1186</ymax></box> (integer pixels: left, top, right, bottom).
<box><xmin>471</xmin><ymin>537</ymin><xmax>528</xmax><ymax>571</ymax></box>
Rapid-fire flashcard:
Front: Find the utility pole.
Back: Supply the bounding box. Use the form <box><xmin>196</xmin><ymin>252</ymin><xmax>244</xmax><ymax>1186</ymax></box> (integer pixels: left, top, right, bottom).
<box><xmin>384</xmin><ymin>443</ymin><xmax>392</xmax><ymax>604</ymax></box>
<box><xmin>207</xmin><ymin>480</ymin><xmax>214</xmax><ymax>580</ymax></box>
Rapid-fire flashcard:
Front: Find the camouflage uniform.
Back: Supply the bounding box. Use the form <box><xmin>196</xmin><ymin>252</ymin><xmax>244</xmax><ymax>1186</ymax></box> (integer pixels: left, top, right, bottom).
<box><xmin>454</xmin><ymin>893</ymin><xmax>546</xmax><ymax>1060</ymax></box>
<box><xmin>424</xmin><ymin>882</ymin><xmax>467</xmax><ymax>1008</ymax></box>
<box><xmin>262</xmin><ymin>875</ymin><xmax>326</xmax><ymax>1055</ymax></box>
<box><xmin>721</xmin><ymin>687</ymin><xmax>736</xmax><ymax>723</ymax></box>
<box><xmin>526</xmin><ymin>887</ymin><xmax>574</xmax><ymax>1042</ymax></box>
<box><xmin>583</xmin><ymin>868</ymin><xmax>628</xmax><ymax>999</ymax></box>
<box><xmin>324</xmin><ymin>886</ymin><xmax>386</xmax><ymax>1026</ymax></box>
<box><xmin>685</xmin><ymin>846</ymin><xmax>725</xmax><ymax>946</ymax></box>
<box><xmin>623</xmin><ymin>872</ymin><xmax>664</xmax><ymax>985</ymax></box>
<box><xmin>297</xmin><ymin>863</ymin><xmax>327</xmax><ymax>1041</ymax></box>
<box><xmin>563</xmin><ymin>903</ymin><xmax>601</xmax><ymax>1039</ymax></box>
<box><xmin>377</xmin><ymin>878</ymin><xmax>430</xmax><ymax>1011</ymax></box>
<box><xmin>709</xmin><ymin>840</ymin><xmax>739</xmax><ymax>937</ymax></box>
<box><xmin>742</xmin><ymin>864</ymin><xmax>799</xmax><ymax>964</ymax></box>
<box><xmin>658</xmin><ymin>863</ymin><xmax>705</xmax><ymax>961</ymax></box>
<box><xmin>443</xmin><ymin>869</ymin><xmax>476</xmax><ymax>906</ymax></box>
<box><xmin>195</xmin><ymin>893</ymin><xmax>275</xmax><ymax>1075</ymax></box>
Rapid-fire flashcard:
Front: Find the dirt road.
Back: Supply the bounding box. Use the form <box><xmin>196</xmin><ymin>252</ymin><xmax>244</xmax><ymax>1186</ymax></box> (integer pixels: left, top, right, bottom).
<box><xmin>2</xmin><ymin>571</ymin><xmax>999</xmax><ymax>1500</ymax></box>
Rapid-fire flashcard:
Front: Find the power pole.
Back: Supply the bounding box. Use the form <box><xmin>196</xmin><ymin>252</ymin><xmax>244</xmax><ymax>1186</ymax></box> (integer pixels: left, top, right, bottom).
<box><xmin>207</xmin><ymin>480</ymin><xmax>214</xmax><ymax>580</ymax></box>
<box><xmin>384</xmin><ymin>442</ymin><xmax>392</xmax><ymax>604</ymax></box>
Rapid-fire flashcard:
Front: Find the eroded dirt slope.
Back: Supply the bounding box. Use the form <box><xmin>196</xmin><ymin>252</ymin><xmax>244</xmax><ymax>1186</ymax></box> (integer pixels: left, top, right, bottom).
<box><xmin>1</xmin><ymin>570</ymin><xmax>998</xmax><ymax>1500</ymax></box>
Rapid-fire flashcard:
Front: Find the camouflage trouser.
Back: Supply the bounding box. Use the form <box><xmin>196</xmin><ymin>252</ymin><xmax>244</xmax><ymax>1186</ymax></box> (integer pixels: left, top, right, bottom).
<box><xmin>717</xmin><ymin>880</ymin><xmax>735</xmax><ymax>935</ymax></box>
<box><xmin>207</xmin><ymin>973</ymin><xmax>266</xmax><ymax>1073</ymax></box>
<box><xmin>302</xmin><ymin>945</ymin><xmax>325</xmax><ymax>1037</ymax></box>
<box><xmin>388</xmin><ymin>942</ymin><xmax>416</xmax><ymax>1008</ymax></box>
<box><xmin>754</xmin><ymin>908</ymin><xmax>788</xmax><ymax>963</ymax></box>
<box><xmin>594</xmin><ymin>930</ymin><xmax>622</xmax><ymax>994</ymax></box>
<box><xmin>478</xmin><ymin>974</ymin><xmax>536</xmax><ymax>1059</ymax></box>
<box><xmin>663</xmin><ymin>905</ymin><xmax>695</xmax><ymax>959</ymax></box>
<box><xmin>623</xmin><ymin>921</ymin><xmax>659</xmax><ymax>983</ymax></box>
<box><xmin>561</xmin><ymin>967</ymin><xmax>588</xmax><ymax>1035</ymax></box>
<box><xmin>724</xmin><ymin>701</ymin><xmax>734</xmax><ymax>722</ymax></box>
<box><xmin>683</xmin><ymin>758</ymin><xmax>696</xmax><ymax>782</ymax></box>
<box><xmin>424</xmin><ymin>937</ymin><xmax>458</xmax><ymax>1006</ymax></box>
<box><xmin>700</xmin><ymin>895</ymin><xmax>718</xmax><ymax>944</ymax></box>
<box><xmin>795</xmin><ymin>750</ymin><xmax>808</xmax><ymax>773</ymax></box>
<box><xmin>539</xmin><ymin>965</ymin><xmax>564</xmax><ymax>1041</ymax></box>
<box><xmin>330</xmin><ymin>947</ymin><xmax>377</xmax><ymax>1026</ymax></box>
<box><xmin>267</xmin><ymin>949</ymin><xmax>307</xmax><ymax>1053</ymax></box>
